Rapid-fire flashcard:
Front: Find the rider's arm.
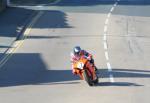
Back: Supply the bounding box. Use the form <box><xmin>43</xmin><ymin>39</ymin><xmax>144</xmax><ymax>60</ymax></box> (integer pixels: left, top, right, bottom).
<box><xmin>83</xmin><ymin>50</ymin><xmax>92</xmax><ymax>59</ymax></box>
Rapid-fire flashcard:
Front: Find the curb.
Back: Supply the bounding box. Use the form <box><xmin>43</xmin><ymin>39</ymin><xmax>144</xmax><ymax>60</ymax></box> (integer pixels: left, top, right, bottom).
<box><xmin>15</xmin><ymin>0</ymin><xmax>62</xmax><ymax>40</ymax></box>
<box><xmin>0</xmin><ymin>9</ymin><xmax>38</xmax><ymax>61</ymax></box>
<box><xmin>16</xmin><ymin>10</ymin><xmax>38</xmax><ymax>40</ymax></box>
<box><xmin>0</xmin><ymin>0</ymin><xmax>62</xmax><ymax>68</ymax></box>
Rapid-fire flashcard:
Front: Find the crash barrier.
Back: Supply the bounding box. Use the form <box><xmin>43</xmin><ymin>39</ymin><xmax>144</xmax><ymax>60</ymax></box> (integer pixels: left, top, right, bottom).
<box><xmin>0</xmin><ymin>0</ymin><xmax>6</xmax><ymax>12</ymax></box>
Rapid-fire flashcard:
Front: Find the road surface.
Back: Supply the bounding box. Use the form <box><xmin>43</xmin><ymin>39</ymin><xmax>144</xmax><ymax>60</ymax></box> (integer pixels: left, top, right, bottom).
<box><xmin>0</xmin><ymin>0</ymin><xmax>150</xmax><ymax>103</ymax></box>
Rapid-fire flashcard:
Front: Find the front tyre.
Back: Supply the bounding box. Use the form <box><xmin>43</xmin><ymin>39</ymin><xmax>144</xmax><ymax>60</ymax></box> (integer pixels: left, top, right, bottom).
<box><xmin>83</xmin><ymin>70</ymin><xmax>93</xmax><ymax>86</ymax></box>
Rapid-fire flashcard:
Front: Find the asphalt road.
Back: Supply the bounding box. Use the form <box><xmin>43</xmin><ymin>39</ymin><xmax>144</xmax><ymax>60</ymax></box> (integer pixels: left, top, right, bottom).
<box><xmin>0</xmin><ymin>0</ymin><xmax>150</xmax><ymax>103</ymax></box>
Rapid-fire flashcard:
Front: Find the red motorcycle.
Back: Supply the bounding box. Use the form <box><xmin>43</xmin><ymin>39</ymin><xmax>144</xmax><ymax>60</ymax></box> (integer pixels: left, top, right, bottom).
<box><xmin>73</xmin><ymin>56</ymin><xmax>98</xmax><ymax>86</ymax></box>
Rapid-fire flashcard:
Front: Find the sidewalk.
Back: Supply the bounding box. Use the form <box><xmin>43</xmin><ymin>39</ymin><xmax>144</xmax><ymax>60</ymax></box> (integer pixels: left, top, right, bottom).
<box><xmin>0</xmin><ymin>0</ymin><xmax>58</xmax><ymax>60</ymax></box>
<box><xmin>0</xmin><ymin>6</ymin><xmax>37</xmax><ymax>60</ymax></box>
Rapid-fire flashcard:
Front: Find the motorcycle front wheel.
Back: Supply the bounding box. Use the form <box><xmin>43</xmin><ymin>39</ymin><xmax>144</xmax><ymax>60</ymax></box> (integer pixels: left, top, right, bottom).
<box><xmin>83</xmin><ymin>70</ymin><xmax>93</xmax><ymax>86</ymax></box>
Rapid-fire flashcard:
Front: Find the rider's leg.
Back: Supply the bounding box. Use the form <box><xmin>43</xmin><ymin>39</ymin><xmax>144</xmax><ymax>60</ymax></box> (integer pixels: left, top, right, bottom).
<box><xmin>90</xmin><ymin>58</ymin><xmax>98</xmax><ymax>71</ymax></box>
<box><xmin>86</xmin><ymin>61</ymin><xmax>97</xmax><ymax>80</ymax></box>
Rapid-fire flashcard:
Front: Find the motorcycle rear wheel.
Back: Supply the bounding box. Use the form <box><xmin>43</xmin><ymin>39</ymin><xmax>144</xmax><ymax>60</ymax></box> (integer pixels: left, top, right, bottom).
<box><xmin>93</xmin><ymin>76</ymin><xmax>99</xmax><ymax>84</ymax></box>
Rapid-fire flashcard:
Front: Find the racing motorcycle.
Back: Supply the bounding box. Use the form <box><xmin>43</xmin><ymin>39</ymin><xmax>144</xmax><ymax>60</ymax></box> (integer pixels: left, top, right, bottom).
<box><xmin>73</xmin><ymin>56</ymin><xmax>98</xmax><ymax>86</ymax></box>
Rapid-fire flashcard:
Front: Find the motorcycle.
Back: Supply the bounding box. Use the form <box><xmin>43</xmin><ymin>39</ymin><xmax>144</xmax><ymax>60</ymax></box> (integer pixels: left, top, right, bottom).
<box><xmin>73</xmin><ymin>56</ymin><xmax>98</xmax><ymax>86</ymax></box>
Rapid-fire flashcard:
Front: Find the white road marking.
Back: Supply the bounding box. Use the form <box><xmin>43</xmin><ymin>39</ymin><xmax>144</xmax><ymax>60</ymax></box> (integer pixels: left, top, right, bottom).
<box><xmin>103</xmin><ymin>42</ymin><xmax>108</xmax><ymax>50</ymax></box>
<box><xmin>114</xmin><ymin>4</ymin><xmax>117</xmax><ymax>7</ymax></box>
<box><xmin>107</xmin><ymin>13</ymin><xmax>111</xmax><ymax>18</ymax></box>
<box><xmin>104</xmin><ymin>25</ymin><xmax>108</xmax><ymax>33</ymax></box>
<box><xmin>110</xmin><ymin>7</ymin><xmax>114</xmax><ymax>12</ymax></box>
<box><xmin>107</xmin><ymin>62</ymin><xmax>112</xmax><ymax>72</ymax></box>
<box><xmin>105</xmin><ymin>51</ymin><xmax>109</xmax><ymax>60</ymax></box>
<box><xmin>114</xmin><ymin>2</ymin><xmax>118</xmax><ymax>6</ymax></box>
<box><xmin>109</xmin><ymin>74</ymin><xmax>114</xmax><ymax>82</ymax></box>
<box><xmin>103</xmin><ymin>35</ymin><xmax>107</xmax><ymax>41</ymax></box>
<box><xmin>103</xmin><ymin>1</ymin><xmax>119</xmax><ymax>82</ymax></box>
<box><xmin>105</xmin><ymin>18</ymin><xmax>109</xmax><ymax>25</ymax></box>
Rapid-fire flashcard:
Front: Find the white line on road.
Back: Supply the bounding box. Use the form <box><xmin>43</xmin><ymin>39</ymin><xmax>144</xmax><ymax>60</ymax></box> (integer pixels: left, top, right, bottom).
<box><xmin>104</xmin><ymin>25</ymin><xmax>108</xmax><ymax>33</ymax></box>
<box><xmin>107</xmin><ymin>13</ymin><xmax>111</xmax><ymax>18</ymax></box>
<box><xmin>110</xmin><ymin>7</ymin><xmax>114</xmax><ymax>12</ymax></box>
<box><xmin>105</xmin><ymin>51</ymin><xmax>109</xmax><ymax>60</ymax></box>
<box><xmin>103</xmin><ymin>42</ymin><xmax>108</xmax><ymax>50</ymax></box>
<box><xmin>107</xmin><ymin>62</ymin><xmax>112</xmax><ymax>72</ymax></box>
<box><xmin>103</xmin><ymin>35</ymin><xmax>107</xmax><ymax>41</ymax></box>
<box><xmin>103</xmin><ymin>0</ymin><xmax>119</xmax><ymax>83</ymax></box>
<box><xmin>114</xmin><ymin>2</ymin><xmax>118</xmax><ymax>6</ymax></box>
<box><xmin>105</xmin><ymin>18</ymin><xmax>109</xmax><ymax>25</ymax></box>
<box><xmin>109</xmin><ymin>74</ymin><xmax>114</xmax><ymax>82</ymax></box>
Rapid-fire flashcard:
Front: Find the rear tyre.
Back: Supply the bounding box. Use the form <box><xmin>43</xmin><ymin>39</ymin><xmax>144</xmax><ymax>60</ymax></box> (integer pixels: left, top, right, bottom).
<box><xmin>93</xmin><ymin>76</ymin><xmax>99</xmax><ymax>84</ymax></box>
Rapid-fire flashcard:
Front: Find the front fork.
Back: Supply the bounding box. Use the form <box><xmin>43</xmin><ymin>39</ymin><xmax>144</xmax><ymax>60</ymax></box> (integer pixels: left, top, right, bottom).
<box><xmin>75</xmin><ymin>64</ymin><xmax>96</xmax><ymax>80</ymax></box>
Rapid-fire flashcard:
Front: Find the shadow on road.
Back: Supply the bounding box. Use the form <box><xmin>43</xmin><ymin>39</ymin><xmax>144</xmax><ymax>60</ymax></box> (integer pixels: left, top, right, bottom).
<box><xmin>0</xmin><ymin>7</ymin><xmax>35</xmax><ymax>38</ymax></box>
<box><xmin>96</xmin><ymin>82</ymin><xmax>143</xmax><ymax>86</ymax></box>
<box><xmin>95</xmin><ymin>68</ymin><xmax>150</xmax><ymax>86</ymax></box>
<box><xmin>26</xmin><ymin>35</ymin><xmax>101</xmax><ymax>40</ymax></box>
<box><xmin>52</xmin><ymin>0</ymin><xmax>150</xmax><ymax>6</ymax></box>
<box><xmin>0</xmin><ymin>8</ymin><xmax>71</xmax><ymax>38</ymax></box>
<box><xmin>0</xmin><ymin>53</ymin><xmax>149</xmax><ymax>87</ymax></box>
<box><xmin>99</xmin><ymin>69</ymin><xmax>150</xmax><ymax>78</ymax></box>
<box><xmin>11</xmin><ymin>0</ymin><xmax>56</xmax><ymax>6</ymax></box>
<box><xmin>0</xmin><ymin>8</ymin><xmax>70</xmax><ymax>60</ymax></box>
<box><xmin>11</xmin><ymin>0</ymin><xmax>150</xmax><ymax>6</ymax></box>
<box><xmin>0</xmin><ymin>53</ymin><xmax>79</xmax><ymax>87</ymax></box>
<box><xmin>1</xmin><ymin>0</ymin><xmax>150</xmax><ymax>39</ymax></box>
<box><xmin>31</xmin><ymin>10</ymin><xmax>72</xmax><ymax>29</ymax></box>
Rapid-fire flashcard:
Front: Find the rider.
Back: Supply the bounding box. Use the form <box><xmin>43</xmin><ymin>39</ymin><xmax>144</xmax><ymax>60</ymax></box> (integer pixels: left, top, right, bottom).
<box><xmin>70</xmin><ymin>46</ymin><xmax>97</xmax><ymax>75</ymax></box>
